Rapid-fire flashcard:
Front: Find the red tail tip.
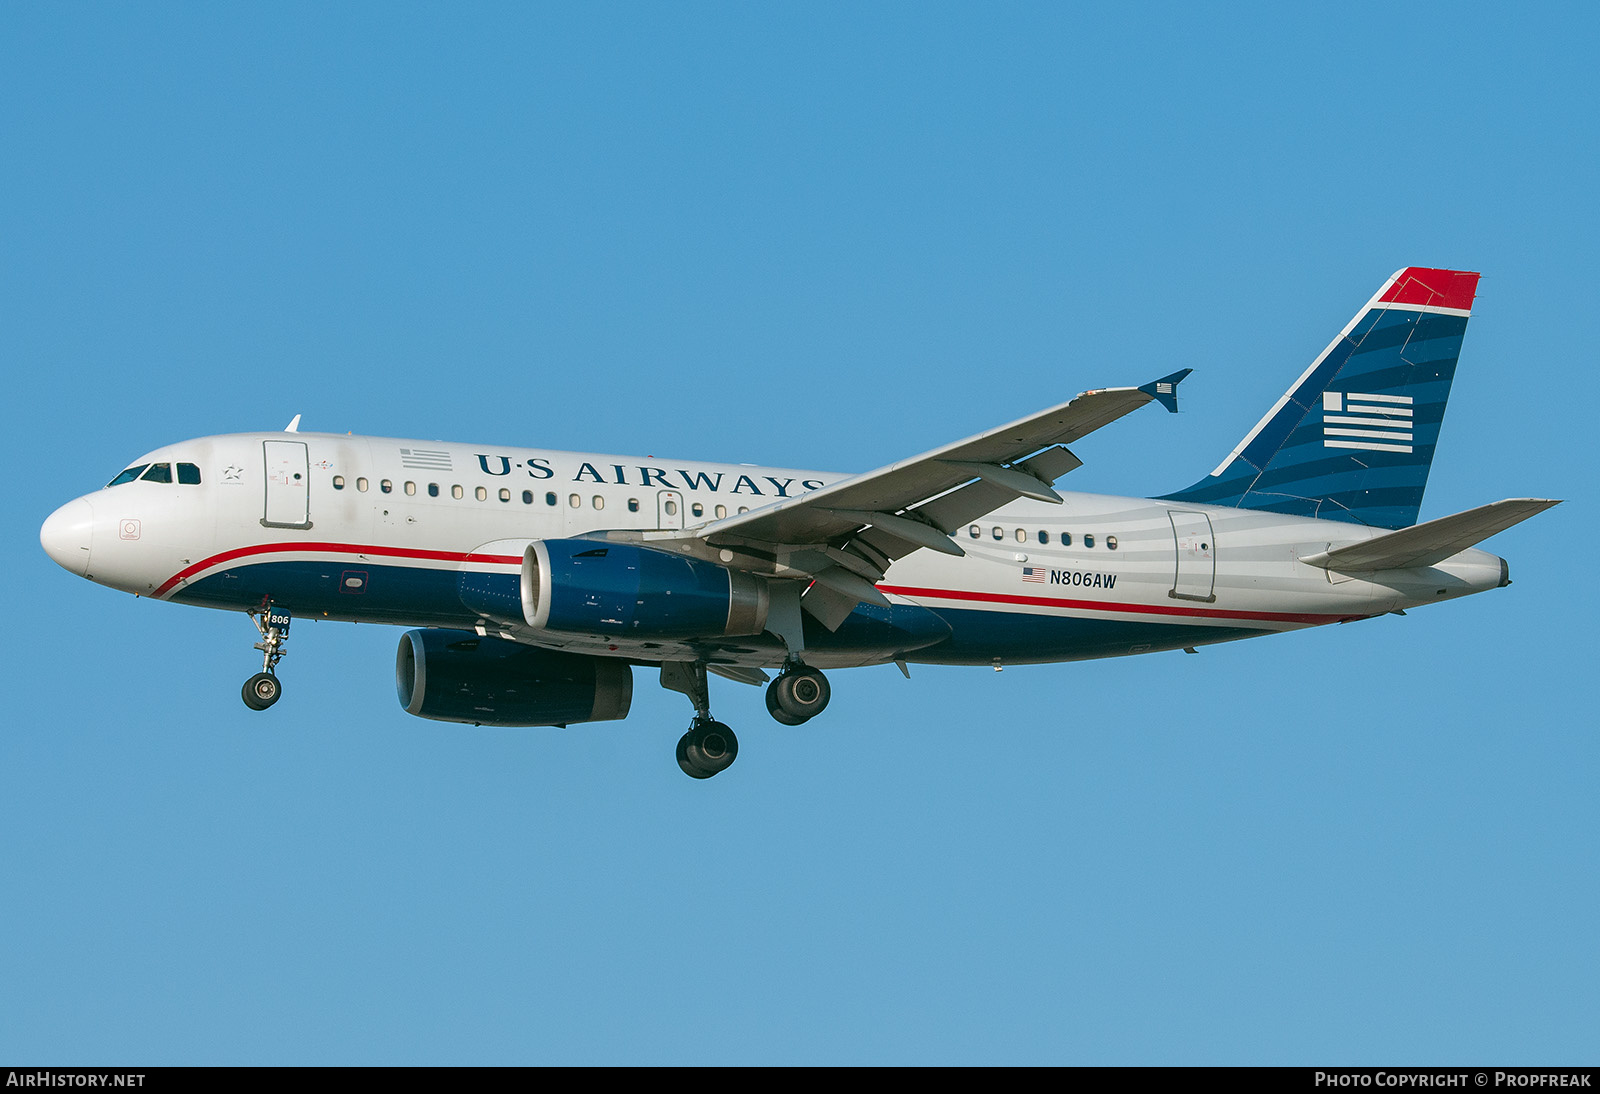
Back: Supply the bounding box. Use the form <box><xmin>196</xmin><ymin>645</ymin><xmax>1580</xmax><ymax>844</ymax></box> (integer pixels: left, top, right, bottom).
<box><xmin>1380</xmin><ymin>267</ymin><xmax>1481</xmax><ymax>311</ymax></box>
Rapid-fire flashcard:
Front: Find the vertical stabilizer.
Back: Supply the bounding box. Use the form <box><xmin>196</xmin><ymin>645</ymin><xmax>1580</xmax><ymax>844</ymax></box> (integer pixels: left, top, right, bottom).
<box><xmin>1161</xmin><ymin>268</ymin><xmax>1479</xmax><ymax>529</ymax></box>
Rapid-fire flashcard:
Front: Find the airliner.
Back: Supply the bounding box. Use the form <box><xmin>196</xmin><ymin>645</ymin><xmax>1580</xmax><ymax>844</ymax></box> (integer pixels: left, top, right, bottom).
<box><xmin>40</xmin><ymin>267</ymin><xmax>1558</xmax><ymax>778</ymax></box>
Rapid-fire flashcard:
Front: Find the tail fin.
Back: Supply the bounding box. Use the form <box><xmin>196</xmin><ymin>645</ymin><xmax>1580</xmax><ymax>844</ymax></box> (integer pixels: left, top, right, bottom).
<box><xmin>1161</xmin><ymin>267</ymin><xmax>1481</xmax><ymax>529</ymax></box>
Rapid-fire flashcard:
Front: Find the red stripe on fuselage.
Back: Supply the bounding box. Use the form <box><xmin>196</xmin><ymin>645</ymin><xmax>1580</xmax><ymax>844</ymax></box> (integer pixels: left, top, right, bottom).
<box><xmin>156</xmin><ymin>541</ymin><xmax>522</xmax><ymax>598</ymax></box>
<box><xmin>159</xmin><ymin>543</ymin><xmax>1362</xmax><ymax>628</ymax></box>
<box><xmin>876</xmin><ymin>584</ymin><xmax>1360</xmax><ymax>626</ymax></box>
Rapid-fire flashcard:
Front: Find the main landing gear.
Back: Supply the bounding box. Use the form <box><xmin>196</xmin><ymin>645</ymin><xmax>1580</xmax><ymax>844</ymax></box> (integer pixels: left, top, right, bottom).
<box><xmin>765</xmin><ymin>664</ymin><xmax>831</xmax><ymax>726</ymax></box>
<box><xmin>241</xmin><ymin>604</ymin><xmax>291</xmax><ymax>711</ymax></box>
<box><xmin>661</xmin><ymin>658</ymin><xmax>832</xmax><ymax>779</ymax></box>
<box><xmin>661</xmin><ymin>662</ymin><xmax>737</xmax><ymax>779</ymax></box>
<box><xmin>677</xmin><ymin>717</ymin><xmax>739</xmax><ymax>780</ymax></box>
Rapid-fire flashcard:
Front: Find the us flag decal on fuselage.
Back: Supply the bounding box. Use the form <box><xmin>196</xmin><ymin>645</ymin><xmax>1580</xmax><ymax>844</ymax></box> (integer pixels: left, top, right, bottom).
<box><xmin>1021</xmin><ymin>566</ymin><xmax>1047</xmax><ymax>583</ymax></box>
<box><xmin>1322</xmin><ymin>391</ymin><xmax>1414</xmax><ymax>453</ymax></box>
<box><xmin>400</xmin><ymin>447</ymin><xmax>453</xmax><ymax>470</ymax></box>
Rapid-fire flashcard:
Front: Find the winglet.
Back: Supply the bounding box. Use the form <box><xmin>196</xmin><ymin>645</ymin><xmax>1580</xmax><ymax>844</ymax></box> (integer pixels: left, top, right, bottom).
<box><xmin>284</xmin><ymin>414</ymin><xmax>302</xmax><ymax>433</ymax></box>
<box><xmin>1139</xmin><ymin>369</ymin><xmax>1192</xmax><ymax>413</ymax></box>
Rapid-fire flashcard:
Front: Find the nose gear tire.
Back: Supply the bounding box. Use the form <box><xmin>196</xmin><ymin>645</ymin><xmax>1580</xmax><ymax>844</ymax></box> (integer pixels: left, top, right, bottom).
<box><xmin>242</xmin><ymin>672</ymin><xmax>282</xmax><ymax>710</ymax></box>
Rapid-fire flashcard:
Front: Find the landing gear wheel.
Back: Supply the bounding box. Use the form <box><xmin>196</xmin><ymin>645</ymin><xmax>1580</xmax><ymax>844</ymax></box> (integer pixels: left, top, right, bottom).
<box><xmin>676</xmin><ymin>718</ymin><xmax>738</xmax><ymax>779</ymax></box>
<box><xmin>242</xmin><ymin>672</ymin><xmax>282</xmax><ymax>710</ymax></box>
<box><xmin>767</xmin><ymin>667</ymin><xmax>830</xmax><ymax>723</ymax></box>
<box><xmin>243</xmin><ymin>605</ymin><xmax>290</xmax><ymax>710</ymax></box>
<box><xmin>765</xmin><ymin>687</ymin><xmax>807</xmax><ymax>726</ymax></box>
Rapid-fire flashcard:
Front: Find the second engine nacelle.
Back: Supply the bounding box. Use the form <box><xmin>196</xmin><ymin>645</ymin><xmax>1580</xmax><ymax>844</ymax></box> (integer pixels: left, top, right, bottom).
<box><xmin>511</xmin><ymin>539</ymin><xmax>770</xmax><ymax>639</ymax></box>
<box><xmin>396</xmin><ymin>629</ymin><xmax>633</xmax><ymax>727</ymax></box>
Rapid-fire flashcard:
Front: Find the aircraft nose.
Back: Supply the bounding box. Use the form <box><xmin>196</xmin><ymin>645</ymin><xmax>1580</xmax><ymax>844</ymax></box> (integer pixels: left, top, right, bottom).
<box><xmin>41</xmin><ymin>498</ymin><xmax>94</xmax><ymax>576</ymax></box>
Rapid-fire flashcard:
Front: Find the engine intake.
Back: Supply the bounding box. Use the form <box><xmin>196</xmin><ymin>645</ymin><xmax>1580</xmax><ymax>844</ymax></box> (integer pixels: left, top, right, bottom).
<box><xmin>519</xmin><ymin>539</ymin><xmax>769</xmax><ymax>639</ymax></box>
<box><xmin>396</xmin><ymin>629</ymin><xmax>632</xmax><ymax>727</ymax></box>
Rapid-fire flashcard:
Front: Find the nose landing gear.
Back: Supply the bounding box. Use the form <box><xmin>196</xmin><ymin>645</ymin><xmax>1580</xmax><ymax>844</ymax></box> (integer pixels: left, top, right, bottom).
<box><xmin>241</xmin><ymin>605</ymin><xmax>290</xmax><ymax>711</ymax></box>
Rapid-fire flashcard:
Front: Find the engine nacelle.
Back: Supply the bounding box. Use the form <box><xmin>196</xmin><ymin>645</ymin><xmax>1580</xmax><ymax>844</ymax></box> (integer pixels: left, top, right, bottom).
<box><xmin>516</xmin><ymin>539</ymin><xmax>769</xmax><ymax>639</ymax></box>
<box><xmin>395</xmin><ymin>629</ymin><xmax>633</xmax><ymax>727</ymax></box>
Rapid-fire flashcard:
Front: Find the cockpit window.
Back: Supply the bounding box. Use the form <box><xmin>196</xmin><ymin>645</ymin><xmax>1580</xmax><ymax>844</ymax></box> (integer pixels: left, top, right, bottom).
<box><xmin>140</xmin><ymin>463</ymin><xmax>173</xmax><ymax>483</ymax></box>
<box><xmin>178</xmin><ymin>463</ymin><xmax>201</xmax><ymax>485</ymax></box>
<box><xmin>107</xmin><ymin>465</ymin><xmax>149</xmax><ymax>487</ymax></box>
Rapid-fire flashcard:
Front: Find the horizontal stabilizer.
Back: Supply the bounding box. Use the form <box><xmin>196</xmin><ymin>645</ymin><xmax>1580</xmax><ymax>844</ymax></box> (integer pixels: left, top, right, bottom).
<box><xmin>1301</xmin><ymin>498</ymin><xmax>1560</xmax><ymax>571</ymax></box>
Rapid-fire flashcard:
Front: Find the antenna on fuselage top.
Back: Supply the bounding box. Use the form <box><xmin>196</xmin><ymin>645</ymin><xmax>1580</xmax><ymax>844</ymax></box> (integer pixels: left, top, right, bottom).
<box><xmin>284</xmin><ymin>414</ymin><xmax>302</xmax><ymax>433</ymax></box>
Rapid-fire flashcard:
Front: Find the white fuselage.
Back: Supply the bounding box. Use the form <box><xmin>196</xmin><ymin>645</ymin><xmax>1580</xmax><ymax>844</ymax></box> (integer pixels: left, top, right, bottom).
<box><xmin>40</xmin><ymin>431</ymin><xmax>1508</xmax><ymax>670</ymax></box>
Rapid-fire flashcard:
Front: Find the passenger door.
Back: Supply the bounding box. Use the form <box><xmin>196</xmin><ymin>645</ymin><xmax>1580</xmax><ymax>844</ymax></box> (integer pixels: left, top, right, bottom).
<box><xmin>1168</xmin><ymin>510</ymin><xmax>1215</xmax><ymax>602</ymax></box>
<box><xmin>262</xmin><ymin>440</ymin><xmax>312</xmax><ymax>529</ymax></box>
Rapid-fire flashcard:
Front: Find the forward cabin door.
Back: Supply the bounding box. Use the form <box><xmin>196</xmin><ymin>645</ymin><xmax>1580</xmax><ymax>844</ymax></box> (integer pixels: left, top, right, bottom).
<box><xmin>1168</xmin><ymin>510</ymin><xmax>1215</xmax><ymax>602</ymax></box>
<box><xmin>262</xmin><ymin>440</ymin><xmax>312</xmax><ymax>529</ymax></box>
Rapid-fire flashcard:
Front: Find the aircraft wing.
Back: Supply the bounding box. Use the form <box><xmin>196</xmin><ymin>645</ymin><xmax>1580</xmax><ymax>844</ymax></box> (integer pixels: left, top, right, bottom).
<box><xmin>620</xmin><ymin>370</ymin><xmax>1191</xmax><ymax>627</ymax></box>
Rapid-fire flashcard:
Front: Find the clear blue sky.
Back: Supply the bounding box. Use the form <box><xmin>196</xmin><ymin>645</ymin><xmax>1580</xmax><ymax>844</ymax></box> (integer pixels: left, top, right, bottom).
<box><xmin>3</xmin><ymin>3</ymin><xmax>1595</xmax><ymax>1064</ymax></box>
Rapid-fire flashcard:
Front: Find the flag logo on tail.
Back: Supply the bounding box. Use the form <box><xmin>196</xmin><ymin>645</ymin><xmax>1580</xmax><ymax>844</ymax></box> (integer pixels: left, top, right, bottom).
<box><xmin>1322</xmin><ymin>391</ymin><xmax>1414</xmax><ymax>454</ymax></box>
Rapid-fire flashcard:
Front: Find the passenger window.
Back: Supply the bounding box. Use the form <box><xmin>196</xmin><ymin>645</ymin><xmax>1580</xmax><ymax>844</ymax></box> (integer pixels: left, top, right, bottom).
<box><xmin>451</xmin><ymin>485</ymin><xmax>464</xmax><ymax>499</ymax></box>
<box><xmin>405</xmin><ymin>481</ymin><xmax>416</xmax><ymax>496</ymax></box>
<box><xmin>522</xmin><ymin>490</ymin><xmax>534</xmax><ymax>504</ymax></box>
<box><xmin>969</xmin><ymin>525</ymin><xmax>981</xmax><ymax>538</ymax></box>
<box><xmin>357</xmin><ymin>477</ymin><xmax>369</xmax><ymax>492</ymax></box>
<box><xmin>141</xmin><ymin>463</ymin><xmax>172</xmax><ymax>484</ymax></box>
<box><xmin>715</xmin><ymin>505</ymin><xmax>727</xmax><ymax>519</ymax></box>
<box><xmin>499</xmin><ymin>488</ymin><xmax>511</xmax><ymax>502</ymax></box>
<box><xmin>1106</xmin><ymin>535</ymin><xmax>1118</xmax><ymax>550</ymax></box>
<box><xmin>568</xmin><ymin>494</ymin><xmax>580</xmax><ymax>508</ymax></box>
<box><xmin>381</xmin><ymin>479</ymin><xmax>393</xmax><ymax>493</ymax></box>
<box><xmin>738</xmin><ymin>506</ymin><xmax>749</xmax><ymax>514</ymax></box>
<box><xmin>691</xmin><ymin>502</ymin><xmax>704</xmax><ymax>518</ymax></box>
<box><xmin>1084</xmin><ymin>534</ymin><xmax>1095</xmax><ymax>548</ymax></box>
<box><xmin>992</xmin><ymin>526</ymin><xmax>1003</xmax><ymax>540</ymax></box>
<box><xmin>475</xmin><ymin>486</ymin><xmax>487</xmax><ymax>501</ymax></box>
<box><xmin>546</xmin><ymin>492</ymin><xmax>557</xmax><ymax>506</ymax></box>
<box><xmin>1016</xmin><ymin>529</ymin><xmax>1027</xmax><ymax>543</ymax></box>
<box><xmin>664</xmin><ymin>500</ymin><xmax>678</xmax><ymax>516</ymax></box>
<box><xmin>628</xmin><ymin>498</ymin><xmax>640</xmax><ymax>513</ymax></box>
<box><xmin>1062</xmin><ymin>532</ymin><xmax>1072</xmax><ymax>547</ymax></box>
<box><xmin>177</xmin><ymin>463</ymin><xmax>201</xmax><ymax>485</ymax></box>
<box><xmin>1038</xmin><ymin>530</ymin><xmax>1050</xmax><ymax>545</ymax></box>
<box><xmin>107</xmin><ymin>465</ymin><xmax>149</xmax><ymax>487</ymax></box>
<box><xmin>593</xmin><ymin>495</ymin><xmax>604</xmax><ymax>510</ymax></box>
<box><xmin>427</xmin><ymin>483</ymin><xmax>439</xmax><ymax>497</ymax></box>
<box><xmin>333</xmin><ymin>475</ymin><xmax>346</xmax><ymax>490</ymax></box>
